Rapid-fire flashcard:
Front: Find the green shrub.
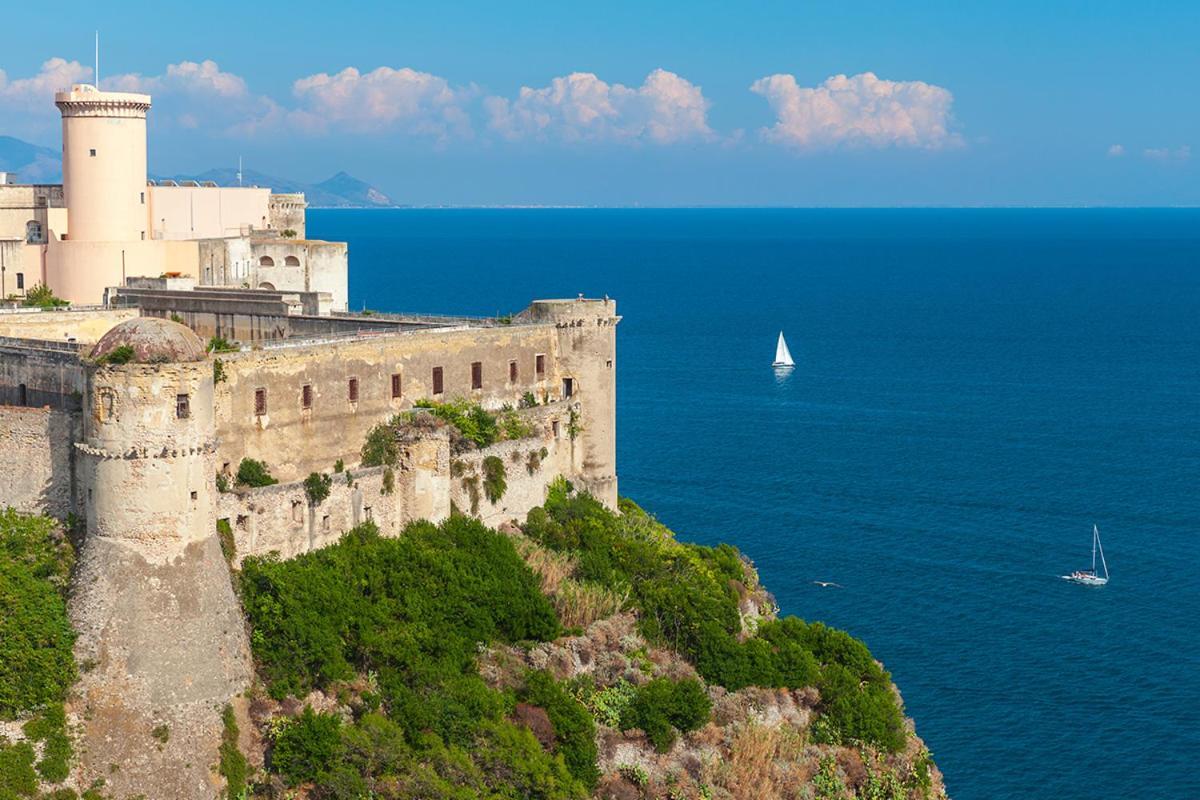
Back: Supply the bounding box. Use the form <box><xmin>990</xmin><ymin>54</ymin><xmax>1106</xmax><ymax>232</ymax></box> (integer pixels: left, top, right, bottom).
<box><xmin>304</xmin><ymin>472</ymin><xmax>333</xmax><ymax>505</ymax></box>
<box><xmin>0</xmin><ymin>740</ymin><xmax>38</xmax><ymax>797</ymax></box>
<box><xmin>94</xmin><ymin>344</ymin><xmax>134</xmax><ymax>365</ymax></box>
<box><xmin>21</xmin><ymin>283</ymin><xmax>68</xmax><ymax>308</ymax></box>
<box><xmin>482</xmin><ymin>455</ymin><xmax>507</xmax><ymax>504</ymax></box>
<box><xmin>414</xmin><ymin>398</ymin><xmax>499</xmax><ymax>449</ymax></box>
<box><xmin>216</xmin><ymin>519</ymin><xmax>236</xmax><ymax>564</ymax></box>
<box><xmin>334</xmin><ymin>459</ymin><xmax>345</xmax><ymax>473</ymax></box>
<box><xmin>620</xmin><ymin>677</ymin><xmax>711</xmax><ymax>752</ymax></box>
<box><xmin>241</xmin><ymin>517</ymin><xmax>559</xmax><ymax>702</ymax></box>
<box><xmin>567</xmin><ymin>677</ymin><xmax>637</xmax><ymax>728</ymax></box>
<box><xmin>271</xmin><ymin>706</ymin><xmax>342</xmax><ymax>786</ymax></box>
<box><xmin>219</xmin><ymin>704</ymin><xmax>247</xmax><ymax>799</ymax></box>
<box><xmin>244</xmin><ymin>517</ymin><xmax>585</xmax><ymax>797</ymax></box>
<box><xmin>236</xmin><ymin>458</ymin><xmax>277</xmax><ymax>488</ymax></box>
<box><xmin>207</xmin><ymin>335</ymin><xmax>239</xmax><ymax>353</ymax></box>
<box><xmin>360</xmin><ymin>418</ymin><xmax>400</xmax><ymax>467</ymax></box>
<box><xmin>213</xmin><ymin>358</ymin><xmax>227</xmax><ymax>384</ymax></box>
<box><xmin>519</xmin><ymin>391</ymin><xmax>539</xmax><ymax>409</ymax></box>
<box><xmin>22</xmin><ymin>703</ymin><xmax>71</xmax><ymax>782</ymax></box>
<box><xmin>519</xmin><ymin>671</ymin><xmax>599</xmax><ymax>789</ymax></box>
<box><xmin>215</xmin><ymin>472</ymin><xmax>231</xmax><ymax>493</ymax></box>
<box><xmin>0</xmin><ymin>510</ymin><xmax>76</xmax><ymax>720</ymax></box>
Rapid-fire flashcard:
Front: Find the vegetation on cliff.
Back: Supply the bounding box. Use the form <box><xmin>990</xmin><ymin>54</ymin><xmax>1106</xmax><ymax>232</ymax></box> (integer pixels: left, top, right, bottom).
<box><xmin>233</xmin><ymin>483</ymin><xmax>939</xmax><ymax>799</ymax></box>
<box><xmin>0</xmin><ymin>510</ymin><xmax>77</xmax><ymax>796</ymax></box>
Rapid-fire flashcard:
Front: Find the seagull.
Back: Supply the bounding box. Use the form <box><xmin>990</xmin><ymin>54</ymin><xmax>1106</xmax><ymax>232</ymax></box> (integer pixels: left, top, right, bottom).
<box><xmin>812</xmin><ymin>581</ymin><xmax>843</xmax><ymax>588</ymax></box>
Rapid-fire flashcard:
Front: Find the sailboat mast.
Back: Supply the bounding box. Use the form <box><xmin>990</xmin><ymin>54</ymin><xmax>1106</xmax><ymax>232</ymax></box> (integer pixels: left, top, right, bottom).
<box><xmin>1092</xmin><ymin>525</ymin><xmax>1098</xmax><ymax>572</ymax></box>
<box><xmin>1095</xmin><ymin>526</ymin><xmax>1109</xmax><ymax>579</ymax></box>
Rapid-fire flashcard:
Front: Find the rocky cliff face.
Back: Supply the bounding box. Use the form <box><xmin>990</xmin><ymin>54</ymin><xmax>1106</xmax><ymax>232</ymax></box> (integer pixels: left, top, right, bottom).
<box><xmin>480</xmin><ymin>531</ymin><xmax>949</xmax><ymax>800</ymax></box>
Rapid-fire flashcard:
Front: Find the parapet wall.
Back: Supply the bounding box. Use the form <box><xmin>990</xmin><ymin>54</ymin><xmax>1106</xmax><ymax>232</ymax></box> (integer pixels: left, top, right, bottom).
<box><xmin>0</xmin><ymin>404</ymin><xmax>78</xmax><ymax>518</ymax></box>
<box><xmin>217</xmin><ymin>428</ymin><xmax>450</xmax><ymax>564</ymax></box>
<box><xmin>449</xmin><ymin>403</ymin><xmax>574</xmax><ymax>526</ymax></box>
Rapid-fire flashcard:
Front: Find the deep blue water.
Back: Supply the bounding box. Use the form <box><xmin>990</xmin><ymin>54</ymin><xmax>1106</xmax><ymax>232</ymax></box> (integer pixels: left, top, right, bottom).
<box><xmin>310</xmin><ymin>208</ymin><xmax>1200</xmax><ymax>800</ymax></box>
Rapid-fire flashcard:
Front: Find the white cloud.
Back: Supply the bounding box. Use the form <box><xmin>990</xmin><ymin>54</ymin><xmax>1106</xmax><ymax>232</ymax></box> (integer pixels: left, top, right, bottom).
<box><xmin>750</xmin><ymin>71</ymin><xmax>958</xmax><ymax>150</ymax></box>
<box><xmin>287</xmin><ymin>66</ymin><xmax>473</xmax><ymax>139</ymax></box>
<box><xmin>0</xmin><ymin>57</ymin><xmax>92</xmax><ymax>130</ymax></box>
<box><xmin>106</xmin><ymin>59</ymin><xmax>249</xmax><ymax>98</ymax></box>
<box><xmin>486</xmin><ymin>69</ymin><xmax>713</xmax><ymax>144</ymax></box>
<box><xmin>1143</xmin><ymin>145</ymin><xmax>1191</xmax><ymax>162</ymax></box>
<box><xmin>1107</xmin><ymin>144</ymin><xmax>1125</xmax><ymax>157</ymax></box>
<box><xmin>103</xmin><ymin>60</ymin><xmax>280</xmax><ymax>134</ymax></box>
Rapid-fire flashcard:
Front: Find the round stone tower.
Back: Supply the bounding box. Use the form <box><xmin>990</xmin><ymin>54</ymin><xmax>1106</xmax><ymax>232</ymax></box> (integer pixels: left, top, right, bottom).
<box><xmin>71</xmin><ymin>318</ymin><xmax>251</xmax><ymax>800</ymax></box>
<box><xmin>56</xmin><ymin>84</ymin><xmax>151</xmax><ymax>244</ymax></box>
<box><xmin>82</xmin><ymin>317</ymin><xmax>214</xmax><ymax>551</ymax></box>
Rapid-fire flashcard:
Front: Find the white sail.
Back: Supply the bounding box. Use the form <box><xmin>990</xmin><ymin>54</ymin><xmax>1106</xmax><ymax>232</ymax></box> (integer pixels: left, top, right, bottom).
<box><xmin>773</xmin><ymin>332</ymin><xmax>794</xmax><ymax>367</ymax></box>
<box><xmin>1095</xmin><ymin>525</ymin><xmax>1109</xmax><ymax>580</ymax></box>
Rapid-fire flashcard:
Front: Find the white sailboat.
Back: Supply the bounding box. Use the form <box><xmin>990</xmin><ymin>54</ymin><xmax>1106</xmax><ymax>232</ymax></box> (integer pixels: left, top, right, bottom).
<box><xmin>773</xmin><ymin>331</ymin><xmax>795</xmax><ymax>368</ymax></box>
<box><xmin>1062</xmin><ymin>524</ymin><xmax>1109</xmax><ymax>586</ymax></box>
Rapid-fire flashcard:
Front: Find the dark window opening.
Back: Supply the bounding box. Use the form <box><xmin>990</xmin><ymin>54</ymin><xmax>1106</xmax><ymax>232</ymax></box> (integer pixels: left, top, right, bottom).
<box><xmin>176</xmin><ymin>393</ymin><xmax>190</xmax><ymax>419</ymax></box>
<box><xmin>140</xmin><ymin>191</ymin><xmax>145</xmax><ymax>204</ymax></box>
<box><xmin>364</xmin><ymin>506</ymin><xmax>374</xmax><ymax>521</ymax></box>
<box><xmin>301</xmin><ymin>384</ymin><xmax>312</xmax><ymax>409</ymax></box>
<box><xmin>254</xmin><ymin>388</ymin><xmax>267</xmax><ymax>416</ymax></box>
<box><xmin>322</xmin><ymin>515</ymin><xmax>330</xmax><ymax>532</ymax></box>
<box><xmin>535</xmin><ymin>354</ymin><xmax>546</xmax><ymax>378</ymax></box>
<box><xmin>471</xmin><ymin>361</ymin><xmax>483</xmax><ymax>390</ymax></box>
<box><xmin>348</xmin><ymin>377</ymin><xmax>359</xmax><ymax>403</ymax></box>
<box><xmin>89</xmin><ymin>148</ymin><xmax>96</xmax><ymax>156</ymax></box>
<box><xmin>562</xmin><ymin>377</ymin><xmax>574</xmax><ymax>398</ymax></box>
<box><xmin>606</xmin><ymin>359</ymin><xmax>613</xmax><ymax>369</ymax></box>
<box><xmin>432</xmin><ymin>366</ymin><xmax>444</xmax><ymax>395</ymax></box>
<box><xmin>190</xmin><ymin>490</ymin><xmax>198</xmax><ymax>500</ymax></box>
<box><xmin>552</xmin><ymin>420</ymin><xmax>560</xmax><ymax>438</ymax></box>
<box><xmin>18</xmin><ymin>384</ymin><xmax>27</xmax><ymax>405</ymax></box>
<box><xmin>236</xmin><ymin>515</ymin><xmax>248</xmax><ymax>530</ymax></box>
<box><xmin>15</xmin><ymin>273</ymin><xmax>24</xmax><ymax>290</ymax></box>
<box><xmin>509</xmin><ymin>360</ymin><xmax>518</xmax><ymax>383</ymax></box>
<box><xmin>391</xmin><ymin>373</ymin><xmax>402</xmax><ymax>399</ymax></box>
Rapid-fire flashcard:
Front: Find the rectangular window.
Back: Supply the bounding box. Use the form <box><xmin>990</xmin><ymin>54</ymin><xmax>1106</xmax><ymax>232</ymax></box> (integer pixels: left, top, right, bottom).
<box><xmin>509</xmin><ymin>360</ymin><xmax>518</xmax><ymax>383</ymax></box>
<box><xmin>18</xmin><ymin>384</ymin><xmax>28</xmax><ymax>406</ymax></box>
<box><xmin>348</xmin><ymin>377</ymin><xmax>359</xmax><ymax>403</ymax></box>
<box><xmin>301</xmin><ymin>384</ymin><xmax>312</xmax><ymax>409</ymax></box>
<box><xmin>606</xmin><ymin>359</ymin><xmax>613</xmax><ymax>369</ymax></box>
<box><xmin>432</xmin><ymin>366</ymin><xmax>444</xmax><ymax>395</ymax></box>
<box><xmin>364</xmin><ymin>506</ymin><xmax>374</xmax><ymax>521</ymax></box>
<box><xmin>15</xmin><ymin>273</ymin><xmax>23</xmax><ymax>290</ymax></box>
<box><xmin>471</xmin><ymin>361</ymin><xmax>483</xmax><ymax>390</ymax></box>
<box><xmin>562</xmin><ymin>377</ymin><xmax>574</xmax><ymax>398</ymax></box>
<box><xmin>176</xmin><ymin>393</ymin><xmax>190</xmax><ymax>419</ymax></box>
<box><xmin>89</xmin><ymin>148</ymin><xmax>96</xmax><ymax>157</ymax></box>
<box><xmin>391</xmin><ymin>373</ymin><xmax>402</xmax><ymax>399</ymax></box>
<box><xmin>535</xmin><ymin>354</ymin><xmax>546</xmax><ymax>379</ymax></box>
<box><xmin>552</xmin><ymin>420</ymin><xmax>560</xmax><ymax>438</ymax></box>
<box><xmin>140</xmin><ymin>191</ymin><xmax>145</xmax><ymax>204</ymax></box>
<box><xmin>140</xmin><ymin>231</ymin><xmax>145</xmax><ymax>240</ymax></box>
<box><xmin>254</xmin><ymin>388</ymin><xmax>267</xmax><ymax>416</ymax></box>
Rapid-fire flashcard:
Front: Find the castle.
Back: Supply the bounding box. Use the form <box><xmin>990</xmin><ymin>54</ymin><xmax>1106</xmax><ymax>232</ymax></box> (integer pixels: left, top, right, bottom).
<box><xmin>0</xmin><ymin>85</ymin><xmax>618</xmax><ymax>798</ymax></box>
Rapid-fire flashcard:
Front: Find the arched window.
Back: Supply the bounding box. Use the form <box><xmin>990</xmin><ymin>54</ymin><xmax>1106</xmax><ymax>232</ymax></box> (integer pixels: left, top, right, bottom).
<box><xmin>284</xmin><ymin>255</ymin><xmax>300</xmax><ymax>267</ymax></box>
<box><xmin>258</xmin><ymin>255</ymin><xmax>275</xmax><ymax>267</ymax></box>
<box><xmin>258</xmin><ymin>282</ymin><xmax>276</xmax><ymax>291</ymax></box>
<box><xmin>25</xmin><ymin>220</ymin><xmax>44</xmax><ymax>244</ymax></box>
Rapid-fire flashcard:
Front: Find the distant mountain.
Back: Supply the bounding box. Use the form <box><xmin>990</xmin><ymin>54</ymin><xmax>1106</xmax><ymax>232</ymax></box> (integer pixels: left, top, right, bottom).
<box><xmin>176</xmin><ymin>168</ymin><xmax>396</xmax><ymax>208</ymax></box>
<box><xmin>0</xmin><ymin>135</ymin><xmax>392</xmax><ymax>206</ymax></box>
<box><xmin>0</xmin><ymin>136</ymin><xmax>61</xmax><ymax>182</ymax></box>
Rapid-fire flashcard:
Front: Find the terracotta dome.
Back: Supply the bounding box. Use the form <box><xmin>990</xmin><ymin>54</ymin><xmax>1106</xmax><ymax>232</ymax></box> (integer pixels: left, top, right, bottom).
<box><xmin>90</xmin><ymin>317</ymin><xmax>207</xmax><ymax>364</ymax></box>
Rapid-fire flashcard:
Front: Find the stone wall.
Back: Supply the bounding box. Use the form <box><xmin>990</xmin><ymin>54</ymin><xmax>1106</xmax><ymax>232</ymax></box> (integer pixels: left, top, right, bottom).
<box><xmin>213</xmin><ymin>323</ymin><xmax>569</xmax><ymax>482</ymax></box>
<box><xmin>0</xmin><ymin>307</ymin><xmax>137</xmax><ymax>343</ymax></box>
<box><xmin>217</xmin><ymin>428</ymin><xmax>450</xmax><ymax>564</ymax></box>
<box><xmin>0</xmin><ymin>337</ymin><xmax>86</xmax><ymax>409</ymax></box>
<box><xmin>448</xmin><ymin>404</ymin><xmax>573</xmax><ymax>526</ymax></box>
<box><xmin>0</xmin><ymin>404</ymin><xmax>78</xmax><ymax>518</ymax></box>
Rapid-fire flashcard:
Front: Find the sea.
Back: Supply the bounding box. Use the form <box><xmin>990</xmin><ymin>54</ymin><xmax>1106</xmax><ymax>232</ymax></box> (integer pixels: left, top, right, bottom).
<box><xmin>309</xmin><ymin>208</ymin><xmax>1200</xmax><ymax>800</ymax></box>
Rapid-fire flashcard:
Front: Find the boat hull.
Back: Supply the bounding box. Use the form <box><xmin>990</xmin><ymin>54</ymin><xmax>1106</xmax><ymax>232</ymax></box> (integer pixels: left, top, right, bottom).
<box><xmin>1062</xmin><ymin>575</ymin><xmax>1108</xmax><ymax>586</ymax></box>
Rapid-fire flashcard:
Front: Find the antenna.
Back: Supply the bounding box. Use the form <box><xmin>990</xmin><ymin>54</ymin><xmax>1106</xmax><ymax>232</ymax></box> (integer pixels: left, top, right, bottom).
<box><xmin>94</xmin><ymin>31</ymin><xmax>100</xmax><ymax>87</ymax></box>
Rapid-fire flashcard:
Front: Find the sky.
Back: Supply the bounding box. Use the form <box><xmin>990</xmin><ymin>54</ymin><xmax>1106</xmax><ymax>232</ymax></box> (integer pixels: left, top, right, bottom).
<box><xmin>1</xmin><ymin>0</ymin><xmax>1197</xmax><ymax>206</ymax></box>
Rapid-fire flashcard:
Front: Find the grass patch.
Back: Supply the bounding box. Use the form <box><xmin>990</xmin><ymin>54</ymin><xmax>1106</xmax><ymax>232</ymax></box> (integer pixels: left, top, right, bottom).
<box><xmin>218</xmin><ymin>704</ymin><xmax>247</xmax><ymax>799</ymax></box>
